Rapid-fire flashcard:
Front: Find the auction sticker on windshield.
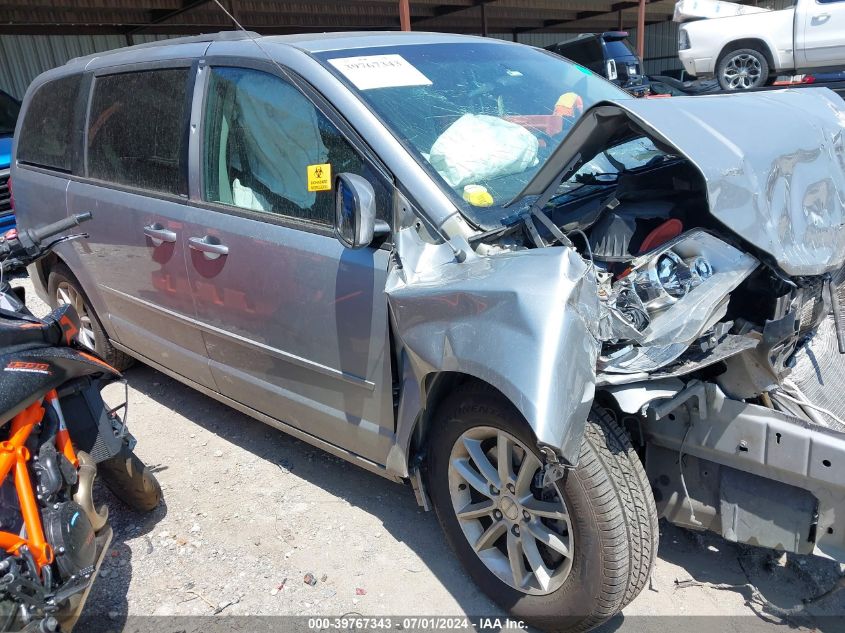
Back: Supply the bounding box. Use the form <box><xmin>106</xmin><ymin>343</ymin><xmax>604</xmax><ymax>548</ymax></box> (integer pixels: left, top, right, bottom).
<box><xmin>328</xmin><ymin>55</ymin><xmax>433</xmax><ymax>90</ymax></box>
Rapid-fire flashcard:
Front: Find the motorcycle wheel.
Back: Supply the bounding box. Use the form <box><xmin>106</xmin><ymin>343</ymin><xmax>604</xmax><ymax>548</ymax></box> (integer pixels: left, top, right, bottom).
<box><xmin>97</xmin><ymin>446</ymin><xmax>162</xmax><ymax>512</ymax></box>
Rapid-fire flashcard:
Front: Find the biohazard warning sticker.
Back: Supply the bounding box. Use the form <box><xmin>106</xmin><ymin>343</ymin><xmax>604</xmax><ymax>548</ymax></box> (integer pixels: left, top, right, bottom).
<box><xmin>328</xmin><ymin>55</ymin><xmax>433</xmax><ymax>91</ymax></box>
<box><xmin>307</xmin><ymin>163</ymin><xmax>332</xmax><ymax>192</ymax></box>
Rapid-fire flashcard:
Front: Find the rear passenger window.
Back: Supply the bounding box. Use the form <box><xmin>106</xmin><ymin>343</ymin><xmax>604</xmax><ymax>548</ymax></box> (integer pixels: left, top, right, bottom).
<box><xmin>202</xmin><ymin>66</ymin><xmax>389</xmax><ymax>226</ymax></box>
<box><xmin>17</xmin><ymin>75</ymin><xmax>81</xmax><ymax>172</ymax></box>
<box><xmin>87</xmin><ymin>68</ymin><xmax>189</xmax><ymax>196</ymax></box>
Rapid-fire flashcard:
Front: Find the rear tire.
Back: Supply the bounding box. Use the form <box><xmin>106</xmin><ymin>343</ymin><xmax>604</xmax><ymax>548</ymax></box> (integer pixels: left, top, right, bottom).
<box><xmin>97</xmin><ymin>446</ymin><xmax>162</xmax><ymax>512</ymax></box>
<box><xmin>426</xmin><ymin>383</ymin><xmax>657</xmax><ymax>632</ymax></box>
<box><xmin>47</xmin><ymin>263</ymin><xmax>134</xmax><ymax>371</ymax></box>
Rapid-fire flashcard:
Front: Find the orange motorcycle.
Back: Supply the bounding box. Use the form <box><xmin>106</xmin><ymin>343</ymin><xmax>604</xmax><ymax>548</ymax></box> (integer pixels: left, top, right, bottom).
<box><xmin>0</xmin><ymin>213</ymin><xmax>160</xmax><ymax>631</ymax></box>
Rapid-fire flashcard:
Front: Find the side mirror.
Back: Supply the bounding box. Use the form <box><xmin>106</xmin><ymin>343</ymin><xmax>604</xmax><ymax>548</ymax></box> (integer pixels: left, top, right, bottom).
<box><xmin>335</xmin><ymin>173</ymin><xmax>389</xmax><ymax>249</ymax></box>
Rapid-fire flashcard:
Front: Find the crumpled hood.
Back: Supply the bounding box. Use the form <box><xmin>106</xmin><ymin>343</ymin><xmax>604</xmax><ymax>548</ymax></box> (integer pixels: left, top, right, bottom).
<box><xmin>0</xmin><ymin>136</ymin><xmax>12</xmax><ymax>170</ymax></box>
<box><xmin>520</xmin><ymin>89</ymin><xmax>845</xmax><ymax>276</ymax></box>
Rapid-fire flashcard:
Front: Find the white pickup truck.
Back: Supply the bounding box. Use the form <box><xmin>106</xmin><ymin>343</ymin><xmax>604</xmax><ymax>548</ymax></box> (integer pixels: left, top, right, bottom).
<box><xmin>677</xmin><ymin>0</ymin><xmax>845</xmax><ymax>90</ymax></box>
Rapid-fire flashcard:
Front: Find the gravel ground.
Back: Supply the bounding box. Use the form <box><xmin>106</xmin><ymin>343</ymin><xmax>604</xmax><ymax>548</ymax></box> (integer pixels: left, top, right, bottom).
<box><xmin>10</xmin><ymin>273</ymin><xmax>845</xmax><ymax>633</ymax></box>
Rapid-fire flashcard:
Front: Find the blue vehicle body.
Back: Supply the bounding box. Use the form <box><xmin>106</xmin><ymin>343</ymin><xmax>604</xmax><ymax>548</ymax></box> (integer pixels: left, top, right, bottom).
<box><xmin>0</xmin><ymin>136</ymin><xmax>14</xmax><ymax>234</ymax></box>
<box><xmin>0</xmin><ymin>90</ymin><xmax>19</xmax><ymax>233</ymax></box>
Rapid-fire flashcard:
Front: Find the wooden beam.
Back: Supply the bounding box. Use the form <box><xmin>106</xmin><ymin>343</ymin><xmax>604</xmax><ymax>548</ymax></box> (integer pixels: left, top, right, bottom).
<box><xmin>480</xmin><ymin>1</ymin><xmax>488</xmax><ymax>36</ymax></box>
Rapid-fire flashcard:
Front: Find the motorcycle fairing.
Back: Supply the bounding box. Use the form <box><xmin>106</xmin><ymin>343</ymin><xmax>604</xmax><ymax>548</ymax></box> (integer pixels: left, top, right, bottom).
<box><xmin>0</xmin><ymin>346</ymin><xmax>120</xmax><ymax>426</ymax></box>
<box><xmin>0</xmin><ymin>304</ymin><xmax>82</xmax><ymax>351</ymax></box>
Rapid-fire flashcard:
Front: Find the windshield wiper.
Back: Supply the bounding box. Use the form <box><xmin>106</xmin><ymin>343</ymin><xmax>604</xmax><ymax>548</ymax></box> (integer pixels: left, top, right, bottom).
<box><xmin>574</xmin><ymin>172</ymin><xmax>618</xmax><ymax>185</ymax></box>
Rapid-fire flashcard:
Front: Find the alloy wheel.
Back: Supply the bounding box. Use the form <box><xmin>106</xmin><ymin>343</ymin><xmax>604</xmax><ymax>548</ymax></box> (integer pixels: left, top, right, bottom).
<box><xmin>722</xmin><ymin>53</ymin><xmax>762</xmax><ymax>89</ymax></box>
<box><xmin>55</xmin><ymin>282</ymin><xmax>97</xmax><ymax>351</ymax></box>
<box><xmin>447</xmin><ymin>426</ymin><xmax>573</xmax><ymax>595</ymax></box>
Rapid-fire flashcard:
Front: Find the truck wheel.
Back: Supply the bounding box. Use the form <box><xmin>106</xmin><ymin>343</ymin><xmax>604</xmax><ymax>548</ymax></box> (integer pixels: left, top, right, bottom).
<box><xmin>717</xmin><ymin>47</ymin><xmax>769</xmax><ymax>90</ymax></box>
<box><xmin>426</xmin><ymin>384</ymin><xmax>657</xmax><ymax>632</ymax></box>
<box><xmin>97</xmin><ymin>446</ymin><xmax>162</xmax><ymax>512</ymax></box>
<box><xmin>47</xmin><ymin>263</ymin><xmax>134</xmax><ymax>371</ymax></box>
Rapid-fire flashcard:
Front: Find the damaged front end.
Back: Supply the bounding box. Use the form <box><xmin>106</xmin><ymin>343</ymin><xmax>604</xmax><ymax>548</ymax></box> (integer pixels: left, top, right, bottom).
<box><xmin>386</xmin><ymin>203</ymin><xmax>601</xmax><ymax>467</ymax></box>
<box><xmin>391</xmin><ymin>87</ymin><xmax>845</xmax><ymax>561</ymax></box>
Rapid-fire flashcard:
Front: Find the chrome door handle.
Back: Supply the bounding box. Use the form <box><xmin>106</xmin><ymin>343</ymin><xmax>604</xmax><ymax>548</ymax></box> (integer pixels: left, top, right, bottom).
<box><xmin>188</xmin><ymin>235</ymin><xmax>229</xmax><ymax>260</ymax></box>
<box><xmin>143</xmin><ymin>223</ymin><xmax>177</xmax><ymax>246</ymax></box>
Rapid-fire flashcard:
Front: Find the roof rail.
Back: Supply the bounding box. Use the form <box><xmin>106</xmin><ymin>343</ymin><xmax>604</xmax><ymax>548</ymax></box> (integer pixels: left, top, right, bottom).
<box><xmin>67</xmin><ymin>30</ymin><xmax>260</xmax><ymax>66</ymax></box>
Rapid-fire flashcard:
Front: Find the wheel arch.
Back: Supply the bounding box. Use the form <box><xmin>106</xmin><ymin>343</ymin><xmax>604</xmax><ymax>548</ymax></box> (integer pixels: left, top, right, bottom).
<box><xmin>717</xmin><ymin>38</ymin><xmax>776</xmax><ymax>73</ymax></box>
<box><xmin>389</xmin><ymin>366</ymin><xmax>546</xmax><ymax>479</ymax></box>
<box><xmin>30</xmin><ymin>251</ymin><xmax>60</xmax><ymax>301</ymax></box>
<box><xmin>412</xmin><ymin>371</ymin><xmax>513</xmax><ymax>466</ymax></box>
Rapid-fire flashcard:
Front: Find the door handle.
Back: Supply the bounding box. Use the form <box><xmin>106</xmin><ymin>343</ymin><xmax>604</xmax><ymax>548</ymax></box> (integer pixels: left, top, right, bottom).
<box><xmin>143</xmin><ymin>223</ymin><xmax>177</xmax><ymax>246</ymax></box>
<box><xmin>188</xmin><ymin>235</ymin><xmax>229</xmax><ymax>260</ymax></box>
<box><xmin>813</xmin><ymin>13</ymin><xmax>831</xmax><ymax>24</ymax></box>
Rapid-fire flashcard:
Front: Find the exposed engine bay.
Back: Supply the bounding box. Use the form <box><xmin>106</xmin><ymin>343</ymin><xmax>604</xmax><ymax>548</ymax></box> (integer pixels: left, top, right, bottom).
<box><xmin>475</xmin><ymin>130</ymin><xmax>845</xmax><ymax>432</ymax></box>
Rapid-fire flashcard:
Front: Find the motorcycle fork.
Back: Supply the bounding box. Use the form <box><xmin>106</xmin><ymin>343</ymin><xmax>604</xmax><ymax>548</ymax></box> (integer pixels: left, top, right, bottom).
<box><xmin>0</xmin><ymin>391</ymin><xmax>79</xmax><ymax>575</ymax></box>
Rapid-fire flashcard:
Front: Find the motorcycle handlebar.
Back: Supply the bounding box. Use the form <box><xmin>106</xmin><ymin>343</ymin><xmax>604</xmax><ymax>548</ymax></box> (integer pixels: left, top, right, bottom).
<box><xmin>0</xmin><ymin>212</ymin><xmax>92</xmax><ymax>263</ymax></box>
<box><xmin>30</xmin><ymin>212</ymin><xmax>92</xmax><ymax>244</ymax></box>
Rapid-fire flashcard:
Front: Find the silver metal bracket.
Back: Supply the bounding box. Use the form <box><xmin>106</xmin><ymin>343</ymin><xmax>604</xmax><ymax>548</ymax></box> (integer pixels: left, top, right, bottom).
<box><xmin>409</xmin><ymin>459</ymin><xmax>431</xmax><ymax>512</ymax></box>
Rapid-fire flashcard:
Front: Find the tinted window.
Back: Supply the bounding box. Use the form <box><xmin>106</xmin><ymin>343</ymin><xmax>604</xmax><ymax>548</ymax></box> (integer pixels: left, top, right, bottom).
<box><xmin>604</xmin><ymin>39</ymin><xmax>636</xmax><ymax>58</ymax></box>
<box><xmin>17</xmin><ymin>75</ymin><xmax>80</xmax><ymax>171</ymax></box>
<box><xmin>202</xmin><ymin>66</ymin><xmax>389</xmax><ymax>226</ymax></box>
<box><xmin>88</xmin><ymin>69</ymin><xmax>189</xmax><ymax>195</ymax></box>
<box><xmin>554</xmin><ymin>38</ymin><xmax>603</xmax><ymax>64</ymax></box>
<box><xmin>0</xmin><ymin>91</ymin><xmax>20</xmax><ymax>136</ymax></box>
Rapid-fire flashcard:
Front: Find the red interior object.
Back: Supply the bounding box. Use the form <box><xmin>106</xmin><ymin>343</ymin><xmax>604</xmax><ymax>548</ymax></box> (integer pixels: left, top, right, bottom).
<box><xmin>639</xmin><ymin>218</ymin><xmax>683</xmax><ymax>254</ymax></box>
<box><xmin>504</xmin><ymin>115</ymin><xmax>564</xmax><ymax>136</ymax></box>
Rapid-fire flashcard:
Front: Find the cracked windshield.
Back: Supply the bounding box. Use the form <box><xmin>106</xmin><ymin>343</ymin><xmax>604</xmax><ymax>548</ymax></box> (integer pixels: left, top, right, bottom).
<box><xmin>317</xmin><ymin>42</ymin><xmax>631</xmax><ymax>227</ymax></box>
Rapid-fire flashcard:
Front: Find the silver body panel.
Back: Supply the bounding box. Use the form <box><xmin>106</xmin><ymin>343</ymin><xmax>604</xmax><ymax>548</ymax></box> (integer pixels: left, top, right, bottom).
<box><xmin>386</xmin><ymin>240</ymin><xmax>601</xmax><ymax>466</ymax></box>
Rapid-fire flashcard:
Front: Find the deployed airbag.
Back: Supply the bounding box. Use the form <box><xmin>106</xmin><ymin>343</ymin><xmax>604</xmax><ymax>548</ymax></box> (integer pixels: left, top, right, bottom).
<box><xmin>429</xmin><ymin>114</ymin><xmax>539</xmax><ymax>188</ymax></box>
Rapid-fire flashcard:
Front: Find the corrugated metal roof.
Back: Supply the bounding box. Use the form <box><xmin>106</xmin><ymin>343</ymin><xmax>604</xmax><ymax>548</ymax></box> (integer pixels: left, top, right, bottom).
<box><xmin>0</xmin><ymin>34</ymin><xmax>174</xmax><ymax>98</ymax></box>
<box><xmin>0</xmin><ymin>0</ymin><xmax>777</xmax><ymax>98</ymax></box>
<box><xmin>0</xmin><ymin>0</ymin><xmax>691</xmax><ymax>35</ymax></box>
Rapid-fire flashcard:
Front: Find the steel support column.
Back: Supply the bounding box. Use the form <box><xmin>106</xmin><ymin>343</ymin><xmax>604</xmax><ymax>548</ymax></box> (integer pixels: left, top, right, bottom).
<box><xmin>636</xmin><ymin>0</ymin><xmax>645</xmax><ymax>58</ymax></box>
<box><xmin>399</xmin><ymin>0</ymin><xmax>411</xmax><ymax>31</ymax></box>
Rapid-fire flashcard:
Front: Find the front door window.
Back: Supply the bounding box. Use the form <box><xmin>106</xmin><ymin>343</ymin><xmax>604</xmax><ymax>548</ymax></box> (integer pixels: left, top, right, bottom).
<box><xmin>202</xmin><ymin>66</ymin><xmax>389</xmax><ymax>226</ymax></box>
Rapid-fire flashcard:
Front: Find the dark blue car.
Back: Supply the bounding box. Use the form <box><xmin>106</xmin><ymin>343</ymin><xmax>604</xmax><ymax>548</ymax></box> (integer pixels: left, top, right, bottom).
<box><xmin>0</xmin><ymin>90</ymin><xmax>19</xmax><ymax>233</ymax></box>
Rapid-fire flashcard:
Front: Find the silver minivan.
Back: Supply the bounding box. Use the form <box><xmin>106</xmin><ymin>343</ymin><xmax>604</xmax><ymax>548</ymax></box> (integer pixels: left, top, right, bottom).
<box><xmin>12</xmin><ymin>31</ymin><xmax>845</xmax><ymax>630</ymax></box>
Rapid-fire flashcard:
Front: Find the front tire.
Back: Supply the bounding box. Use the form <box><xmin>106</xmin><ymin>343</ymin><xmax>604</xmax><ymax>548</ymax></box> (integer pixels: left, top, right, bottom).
<box><xmin>97</xmin><ymin>446</ymin><xmax>162</xmax><ymax>512</ymax></box>
<box><xmin>426</xmin><ymin>384</ymin><xmax>657</xmax><ymax>632</ymax></box>
<box><xmin>717</xmin><ymin>47</ymin><xmax>769</xmax><ymax>90</ymax></box>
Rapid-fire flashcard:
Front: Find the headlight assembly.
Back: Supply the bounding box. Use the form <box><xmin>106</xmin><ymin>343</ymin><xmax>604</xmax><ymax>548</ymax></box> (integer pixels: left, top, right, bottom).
<box><xmin>603</xmin><ymin>230</ymin><xmax>759</xmax><ymax>347</ymax></box>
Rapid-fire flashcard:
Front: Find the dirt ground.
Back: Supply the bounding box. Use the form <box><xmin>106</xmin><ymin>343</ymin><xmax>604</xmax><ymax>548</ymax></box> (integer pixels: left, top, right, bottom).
<box><xmin>11</xmin><ymin>274</ymin><xmax>845</xmax><ymax>633</ymax></box>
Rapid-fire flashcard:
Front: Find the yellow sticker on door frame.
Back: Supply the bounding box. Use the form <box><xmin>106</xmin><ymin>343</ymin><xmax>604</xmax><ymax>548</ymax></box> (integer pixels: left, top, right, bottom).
<box><xmin>307</xmin><ymin>163</ymin><xmax>332</xmax><ymax>192</ymax></box>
